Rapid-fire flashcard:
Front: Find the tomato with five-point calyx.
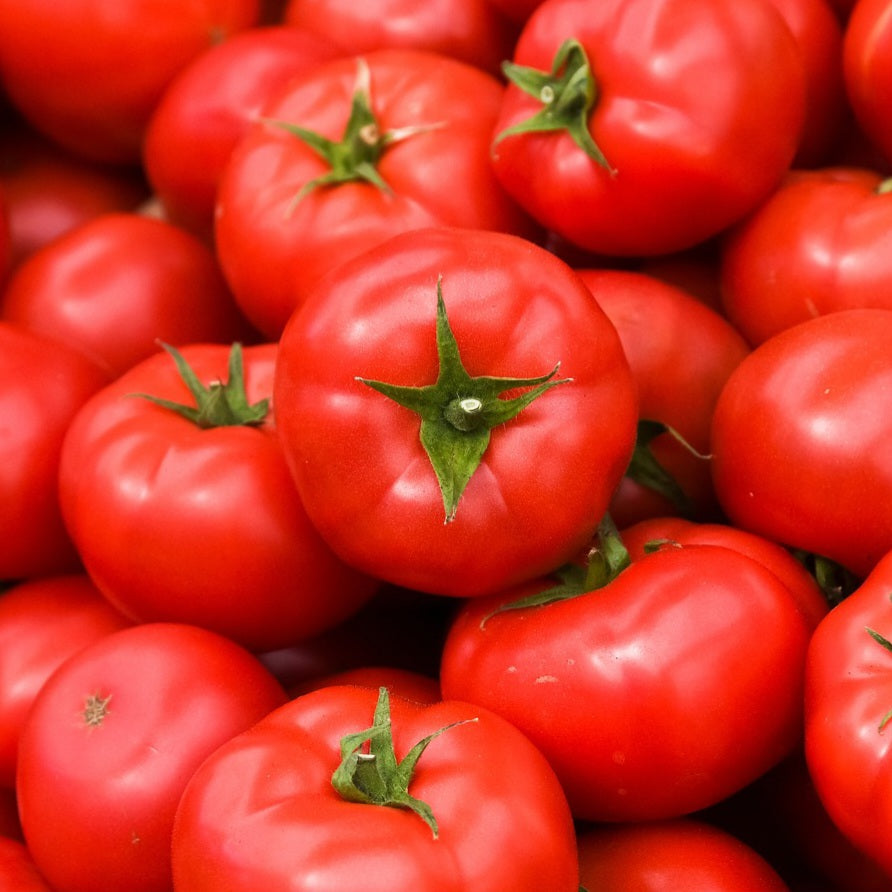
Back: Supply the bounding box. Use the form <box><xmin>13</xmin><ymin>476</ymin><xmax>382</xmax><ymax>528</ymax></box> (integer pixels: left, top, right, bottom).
<box><xmin>171</xmin><ymin>684</ymin><xmax>580</xmax><ymax>891</ymax></box>
<box><xmin>489</xmin><ymin>0</ymin><xmax>807</xmax><ymax>256</ymax></box>
<box><xmin>58</xmin><ymin>341</ymin><xmax>380</xmax><ymax>652</ymax></box>
<box><xmin>273</xmin><ymin>225</ymin><xmax>638</xmax><ymax>598</ymax></box>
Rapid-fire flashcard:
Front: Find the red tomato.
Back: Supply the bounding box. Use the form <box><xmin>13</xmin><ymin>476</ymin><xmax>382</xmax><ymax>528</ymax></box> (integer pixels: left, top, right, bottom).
<box><xmin>0</xmin><ymin>575</ymin><xmax>132</xmax><ymax>788</ymax></box>
<box><xmin>215</xmin><ymin>49</ymin><xmax>540</xmax><ymax>338</ymax></box>
<box><xmin>440</xmin><ymin>537</ymin><xmax>814</xmax><ymax>821</ymax></box>
<box><xmin>15</xmin><ymin>622</ymin><xmax>288</xmax><ymax>892</ymax></box>
<box><xmin>710</xmin><ymin>308</ymin><xmax>892</xmax><ymax>581</ymax></box>
<box><xmin>0</xmin><ymin>837</ymin><xmax>52</xmax><ymax>891</ymax></box>
<box><xmin>58</xmin><ymin>342</ymin><xmax>380</xmax><ymax>652</ymax></box>
<box><xmin>843</xmin><ymin>0</ymin><xmax>892</xmax><ymax>166</ymax></box>
<box><xmin>489</xmin><ymin>0</ymin><xmax>806</xmax><ymax>256</ymax></box>
<box><xmin>282</xmin><ymin>0</ymin><xmax>518</xmax><ymax>77</ymax></box>
<box><xmin>171</xmin><ymin>685</ymin><xmax>580</xmax><ymax>890</ymax></box>
<box><xmin>719</xmin><ymin>168</ymin><xmax>892</xmax><ymax>346</ymax></box>
<box><xmin>0</xmin><ymin>322</ymin><xmax>109</xmax><ymax>581</ymax></box>
<box><xmin>0</xmin><ymin>212</ymin><xmax>255</xmax><ymax>377</ymax></box>
<box><xmin>273</xmin><ymin>226</ymin><xmax>638</xmax><ymax>597</ymax></box>
<box><xmin>577</xmin><ymin>819</ymin><xmax>791</xmax><ymax>891</ymax></box>
<box><xmin>0</xmin><ymin>0</ymin><xmax>261</xmax><ymax>164</ymax></box>
<box><xmin>289</xmin><ymin>665</ymin><xmax>441</xmax><ymax>703</ymax></box>
<box><xmin>0</xmin><ymin>182</ymin><xmax>9</xmax><ymax>286</ymax></box>
<box><xmin>805</xmin><ymin>549</ymin><xmax>892</xmax><ymax>880</ymax></box>
<box><xmin>143</xmin><ymin>25</ymin><xmax>342</xmax><ymax>240</ymax></box>
<box><xmin>575</xmin><ymin>269</ymin><xmax>750</xmax><ymax>525</ymax></box>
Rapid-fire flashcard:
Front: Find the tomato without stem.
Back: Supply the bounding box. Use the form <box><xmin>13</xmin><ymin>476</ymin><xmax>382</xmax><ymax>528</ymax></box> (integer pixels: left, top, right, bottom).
<box><xmin>273</xmin><ymin>226</ymin><xmax>638</xmax><ymax>597</ymax></box>
<box><xmin>0</xmin><ymin>837</ymin><xmax>53</xmax><ymax>891</ymax></box>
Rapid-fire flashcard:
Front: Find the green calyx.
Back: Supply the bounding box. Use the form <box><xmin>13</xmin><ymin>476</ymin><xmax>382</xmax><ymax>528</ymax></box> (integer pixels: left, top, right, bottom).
<box><xmin>494</xmin><ymin>37</ymin><xmax>615</xmax><ymax>173</ymax></box>
<box><xmin>331</xmin><ymin>687</ymin><xmax>476</xmax><ymax>838</ymax></box>
<box><xmin>356</xmin><ymin>277</ymin><xmax>571</xmax><ymax>523</ymax></box>
<box><xmin>130</xmin><ymin>342</ymin><xmax>268</xmax><ymax>429</ymax></box>
<box><xmin>265</xmin><ymin>57</ymin><xmax>441</xmax><ymax>202</ymax></box>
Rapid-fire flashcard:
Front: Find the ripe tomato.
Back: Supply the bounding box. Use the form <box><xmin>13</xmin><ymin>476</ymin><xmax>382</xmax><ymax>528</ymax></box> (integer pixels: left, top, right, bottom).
<box><xmin>489</xmin><ymin>0</ymin><xmax>806</xmax><ymax>256</ymax></box>
<box><xmin>58</xmin><ymin>342</ymin><xmax>380</xmax><ymax>651</ymax></box>
<box><xmin>215</xmin><ymin>49</ymin><xmax>540</xmax><ymax>338</ymax></box>
<box><xmin>0</xmin><ymin>212</ymin><xmax>255</xmax><ymax>377</ymax></box>
<box><xmin>15</xmin><ymin>622</ymin><xmax>287</xmax><ymax>892</ymax></box>
<box><xmin>0</xmin><ymin>575</ymin><xmax>132</xmax><ymax>788</ymax></box>
<box><xmin>719</xmin><ymin>168</ymin><xmax>892</xmax><ymax>346</ymax></box>
<box><xmin>143</xmin><ymin>25</ymin><xmax>342</xmax><ymax>240</ymax></box>
<box><xmin>710</xmin><ymin>308</ymin><xmax>892</xmax><ymax>580</ymax></box>
<box><xmin>440</xmin><ymin>533</ymin><xmax>814</xmax><ymax>821</ymax></box>
<box><xmin>273</xmin><ymin>226</ymin><xmax>638</xmax><ymax>597</ymax></box>
<box><xmin>0</xmin><ymin>322</ymin><xmax>109</xmax><ymax>582</ymax></box>
<box><xmin>0</xmin><ymin>837</ymin><xmax>53</xmax><ymax>891</ymax></box>
<box><xmin>0</xmin><ymin>0</ymin><xmax>261</xmax><ymax>164</ymax></box>
<box><xmin>171</xmin><ymin>685</ymin><xmax>580</xmax><ymax>890</ymax></box>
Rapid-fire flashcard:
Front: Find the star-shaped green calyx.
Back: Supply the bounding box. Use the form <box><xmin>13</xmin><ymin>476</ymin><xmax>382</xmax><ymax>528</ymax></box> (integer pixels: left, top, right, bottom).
<box><xmin>356</xmin><ymin>278</ymin><xmax>572</xmax><ymax>523</ymax></box>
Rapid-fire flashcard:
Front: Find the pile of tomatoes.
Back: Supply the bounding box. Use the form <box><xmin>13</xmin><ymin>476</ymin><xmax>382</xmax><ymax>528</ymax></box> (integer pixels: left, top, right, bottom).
<box><xmin>1</xmin><ymin>0</ymin><xmax>892</xmax><ymax>889</ymax></box>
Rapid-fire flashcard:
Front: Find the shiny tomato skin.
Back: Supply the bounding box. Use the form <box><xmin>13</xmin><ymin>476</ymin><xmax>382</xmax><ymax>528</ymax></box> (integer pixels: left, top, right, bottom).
<box><xmin>710</xmin><ymin>308</ymin><xmax>892</xmax><ymax>580</ymax></box>
<box><xmin>0</xmin><ymin>322</ymin><xmax>110</xmax><ymax>581</ymax></box>
<box><xmin>0</xmin><ymin>0</ymin><xmax>260</xmax><ymax>164</ymax></box>
<box><xmin>15</xmin><ymin>622</ymin><xmax>288</xmax><ymax>892</ymax></box>
<box><xmin>719</xmin><ymin>168</ymin><xmax>892</xmax><ymax>346</ymax></box>
<box><xmin>805</xmin><ymin>549</ymin><xmax>892</xmax><ymax>880</ymax></box>
<box><xmin>440</xmin><ymin>543</ymin><xmax>813</xmax><ymax>821</ymax></box>
<box><xmin>490</xmin><ymin>0</ymin><xmax>806</xmax><ymax>256</ymax></box>
<box><xmin>58</xmin><ymin>343</ymin><xmax>380</xmax><ymax>652</ymax></box>
<box><xmin>577</xmin><ymin>819</ymin><xmax>791</xmax><ymax>891</ymax></box>
<box><xmin>273</xmin><ymin>226</ymin><xmax>638</xmax><ymax>598</ymax></box>
<box><xmin>215</xmin><ymin>49</ymin><xmax>540</xmax><ymax>338</ymax></box>
<box><xmin>0</xmin><ymin>575</ymin><xmax>132</xmax><ymax>788</ymax></box>
<box><xmin>171</xmin><ymin>685</ymin><xmax>580</xmax><ymax>891</ymax></box>
<box><xmin>0</xmin><ymin>212</ymin><xmax>255</xmax><ymax>377</ymax></box>
<box><xmin>143</xmin><ymin>25</ymin><xmax>342</xmax><ymax>240</ymax></box>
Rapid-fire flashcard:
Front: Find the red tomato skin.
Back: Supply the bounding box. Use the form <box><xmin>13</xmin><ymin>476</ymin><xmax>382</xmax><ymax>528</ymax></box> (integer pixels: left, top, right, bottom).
<box><xmin>440</xmin><ymin>544</ymin><xmax>813</xmax><ymax>821</ymax></box>
<box><xmin>215</xmin><ymin>49</ymin><xmax>541</xmax><ymax>338</ymax></box>
<box><xmin>0</xmin><ymin>322</ymin><xmax>110</xmax><ymax>581</ymax></box>
<box><xmin>577</xmin><ymin>819</ymin><xmax>791</xmax><ymax>891</ymax></box>
<box><xmin>15</xmin><ymin>622</ymin><xmax>288</xmax><ymax>892</ymax></box>
<box><xmin>575</xmin><ymin>269</ymin><xmax>750</xmax><ymax>525</ymax></box>
<box><xmin>710</xmin><ymin>308</ymin><xmax>892</xmax><ymax>580</ymax></box>
<box><xmin>143</xmin><ymin>25</ymin><xmax>342</xmax><ymax>240</ymax></box>
<box><xmin>0</xmin><ymin>213</ymin><xmax>255</xmax><ymax>377</ymax></box>
<box><xmin>0</xmin><ymin>0</ymin><xmax>260</xmax><ymax>164</ymax></box>
<box><xmin>288</xmin><ymin>666</ymin><xmax>441</xmax><ymax>703</ymax></box>
<box><xmin>844</xmin><ymin>0</ymin><xmax>892</xmax><ymax>166</ymax></box>
<box><xmin>805</xmin><ymin>549</ymin><xmax>892</xmax><ymax>880</ymax></box>
<box><xmin>0</xmin><ymin>837</ymin><xmax>53</xmax><ymax>891</ymax></box>
<box><xmin>490</xmin><ymin>0</ymin><xmax>807</xmax><ymax>256</ymax></box>
<box><xmin>171</xmin><ymin>685</ymin><xmax>580</xmax><ymax>891</ymax></box>
<box><xmin>282</xmin><ymin>0</ymin><xmax>518</xmax><ymax>77</ymax></box>
<box><xmin>58</xmin><ymin>343</ymin><xmax>380</xmax><ymax>652</ymax></box>
<box><xmin>719</xmin><ymin>168</ymin><xmax>892</xmax><ymax>346</ymax></box>
<box><xmin>0</xmin><ymin>575</ymin><xmax>132</xmax><ymax>788</ymax></box>
<box><xmin>273</xmin><ymin>226</ymin><xmax>638</xmax><ymax>597</ymax></box>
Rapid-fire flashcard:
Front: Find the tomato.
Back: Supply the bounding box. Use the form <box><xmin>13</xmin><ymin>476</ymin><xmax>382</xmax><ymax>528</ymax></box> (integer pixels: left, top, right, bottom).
<box><xmin>0</xmin><ymin>0</ymin><xmax>260</xmax><ymax>164</ymax></box>
<box><xmin>0</xmin><ymin>837</ymin><xmax>52</xmax><ymax>891</ymax></box>
<box><xmin>273</xmin><ymin>226</ymin><xmax>638</xmax><ymax>597</ymax></box>
<box><xmin>215</xmin><ymin>49</ymin><xmax>540</xmax><ymax>338</ymax></box>
<box><xmin>282</xmin><ymin>0</ymin><xmax>519</xmax><ymax>77</ymax></box>
<box><xmin>575</xmin><ymin>268</ymin><xmax>750</xmax><ymax>526</ymax></box>
<box><xmin>289</xmin><ymin>666</ymin><xmax>442</xmax><ymax>703</ymax></box>
<box><xmin>489</xmin><ymin>0</ymin><xmax>806</xmax><ymax>256</ymax></box>
<box><xmin>0</xmin><ymin>322</ymin><xmax>109</xmax><ymax>582</ymax></box>
<box><xmin>843</xmin><ymin>0</ymin><xmax>892</xmax><ymax>167</ymax></box>
<box><xmin>805</xmin><ymin>548</ymin><xmax>892</xmax><ymax>881</ymax></box>
<box><xmin>719</xmin><ymin>168</ymin><xmax>892</xmax><ymax>346</ymax></box>
<box><xmin>710</xmin><ymin>308</ymin><xmax>892</xmax><ymax>581</ymax></box>
<box><xmin>16</xmin><ymin>622</ymin><xmax>287</xmax><ymax>892</ymax></box>
<box><xmin>440</xmin><ymin>527</ymin><xmax>814</xmax><ymax>821</ymax></box>
<box><xmin>171</xmin><ymin>685</ymin><xmax>580</xmax><ymax>890</ymax></box>
<box><xmin>58</xmin><ymin>342</ymin><xmax>380</xmax><ymax>652</ymax></box>
<box><xmin>143</xmin><ymin>25</ymin><xmax>342</xmax><ymax>240</ymax></box>
<box><xmin>0</xmin><ymin>212</ymin><xmax>256</xmax><ymax>377</ymax></box>
<box><xmin>0</xmin><ymin>575</ymin><xmax>132</xmax><ymax>789</ymax></box>
<box><xmin>0</xmin><ymin>181</ymin><xmax>9</xmax><ymax>286</ymax></box>
<box><xmin>577</xmin><ymin>818</ymin><xmax>791</xmax><ymax>891</ymax></box>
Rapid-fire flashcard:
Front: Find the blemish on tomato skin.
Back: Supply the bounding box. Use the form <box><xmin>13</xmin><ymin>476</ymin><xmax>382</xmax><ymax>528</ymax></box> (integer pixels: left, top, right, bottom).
<box><xmin>534</xmin><ymin>675</ymin><xmax>558</xmax><ymax>684</ymax></box>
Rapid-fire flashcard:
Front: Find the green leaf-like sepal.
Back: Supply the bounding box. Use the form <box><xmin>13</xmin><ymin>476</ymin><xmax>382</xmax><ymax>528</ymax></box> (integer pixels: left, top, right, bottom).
<box><xmin>357</xmin><ymin>278</ymin><xmax>571</xmax><ymax>523</ymax></box>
